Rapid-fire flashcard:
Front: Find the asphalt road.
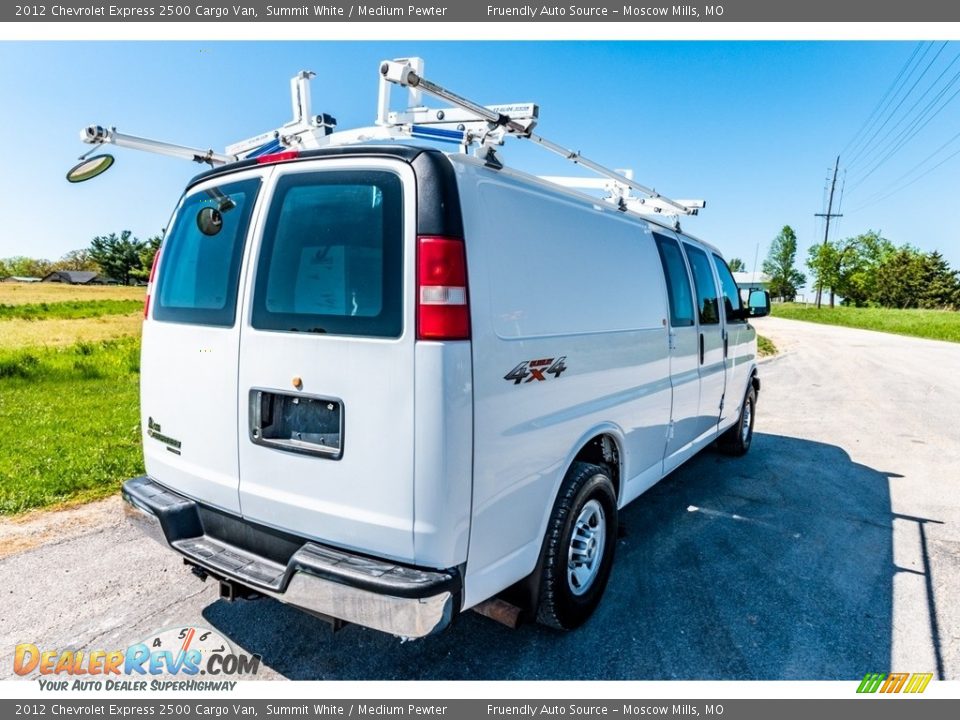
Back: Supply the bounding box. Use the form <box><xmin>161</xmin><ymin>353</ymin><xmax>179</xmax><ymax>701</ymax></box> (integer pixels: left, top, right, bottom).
<box><xmin>2</xmin><ymin>316</ymin><xmax>958</xmax><ymax>680</ymax></box>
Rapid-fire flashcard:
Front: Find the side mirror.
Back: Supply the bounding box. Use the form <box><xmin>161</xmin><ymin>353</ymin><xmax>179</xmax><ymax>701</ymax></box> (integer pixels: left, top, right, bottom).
<box><xmin>747</xmin><ymin>289</ymin><xmax>771</xmax><ymax>318</ymax></box>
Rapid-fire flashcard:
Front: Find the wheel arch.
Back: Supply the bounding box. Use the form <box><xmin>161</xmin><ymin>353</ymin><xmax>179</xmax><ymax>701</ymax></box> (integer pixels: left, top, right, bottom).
<box><xmin>567</xmin><ymin>428</ymin><xmax>624</xmax><ymax>504</ymax></box>
<box><xmin>499</xmin><ymin>424</ymin><xmax>625</xmax><ymax>617</ymax></box>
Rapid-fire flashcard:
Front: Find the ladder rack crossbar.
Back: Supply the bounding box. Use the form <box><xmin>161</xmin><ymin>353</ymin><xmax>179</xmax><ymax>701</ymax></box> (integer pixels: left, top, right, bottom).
<box><xmin>382</xmin><ymin>61</ymin><xmax>692</xmax><ymax>216</ymax></box>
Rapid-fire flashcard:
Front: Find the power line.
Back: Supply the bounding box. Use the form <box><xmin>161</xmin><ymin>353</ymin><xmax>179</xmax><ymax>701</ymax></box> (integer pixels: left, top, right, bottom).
<box><xmin>846</xmin><ymin>42</ymin><xmax>941</xmax><ymax>171</ymax></box>
<box><xmin>848</xmin><ymin>131</ymin><xmax>960</xmax><ymax>212</ymax></box>
<box><xmin>839</xmin><ymin>42</ymin><xmax>924</xmax><ymax>162</ymax></box>
<box><xmin>851</xmin><ymin>145</ymin><xmax>960</xmax><ymax>212</ymax></box>
<box><xmin>847</xmin><ymin>47</ymin><xmax>960</xmax><ymax>194</ymax></box>
<box><xmin>847</xmin><ymin>64</ymin><xmax>960</xmax><ymax>195</ymax></box>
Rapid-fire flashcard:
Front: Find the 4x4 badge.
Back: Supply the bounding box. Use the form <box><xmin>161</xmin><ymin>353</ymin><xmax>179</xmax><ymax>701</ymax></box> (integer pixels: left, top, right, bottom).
<box><xmin>504</xmin><ymin>357</ymin><xmax>568</xmax><ymax>385</ymax></box>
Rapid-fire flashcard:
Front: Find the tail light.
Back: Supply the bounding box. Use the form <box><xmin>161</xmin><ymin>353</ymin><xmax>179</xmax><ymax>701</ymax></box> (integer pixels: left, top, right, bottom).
<box><xmin>143</xmin><ymin>248</ymin><xmax>160</xmax><ymax>319</ymax></box>
<box><xmin>416</xmin><ymin>236</ymin><xmax>469</xmax><ymax>340</ymax></box>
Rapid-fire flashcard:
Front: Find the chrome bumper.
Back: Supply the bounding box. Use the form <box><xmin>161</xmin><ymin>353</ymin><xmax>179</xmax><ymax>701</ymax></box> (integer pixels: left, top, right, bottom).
<box><xmin>122</xmin><ymin>476</ymin><xmax>459</xmax><ymax>638</ymax></box>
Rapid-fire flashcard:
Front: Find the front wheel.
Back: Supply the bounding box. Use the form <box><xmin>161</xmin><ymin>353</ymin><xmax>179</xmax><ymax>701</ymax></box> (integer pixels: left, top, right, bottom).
<box><xmin>536</xmin><ymin>462</ymin><xmax>618</xmax><ymax>630</ymax></box>
<box><xmin>718</xmin><ymin>384</ymin><xmax>757</xmax><ymax>456</ymax></box>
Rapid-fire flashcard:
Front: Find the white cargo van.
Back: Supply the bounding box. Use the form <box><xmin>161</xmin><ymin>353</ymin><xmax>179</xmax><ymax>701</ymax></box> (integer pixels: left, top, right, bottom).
<box><xmin>104</xmin><ymin>60</ymin><xmax>771</xmax><ymax>638</ymax></box>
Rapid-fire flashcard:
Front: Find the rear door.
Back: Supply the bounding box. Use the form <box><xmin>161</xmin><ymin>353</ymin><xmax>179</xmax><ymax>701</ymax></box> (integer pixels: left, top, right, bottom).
<box><xmin>141</xmin><ymin>170</ymin><xmax>264</xmax><ymax>513</ymax></box>
<box><xmin>235</xmin><ymin>159</ymin><xmax>418</xmax><ymax>562</ymax></box>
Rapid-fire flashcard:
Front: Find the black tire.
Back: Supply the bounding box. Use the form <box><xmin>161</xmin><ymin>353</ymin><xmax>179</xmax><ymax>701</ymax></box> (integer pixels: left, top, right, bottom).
<box><xmin>536</xmin><ymin>461</ymin><xmax>618</xmax><ymax>630</ymax></box>
<box><xmin>718</xmin><ymin>383</ymin><xmax>757</xmax><ymax>456</ymax></box>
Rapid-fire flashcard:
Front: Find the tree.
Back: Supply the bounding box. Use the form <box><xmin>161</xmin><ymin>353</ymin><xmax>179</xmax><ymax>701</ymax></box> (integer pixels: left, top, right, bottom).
<box><xmin>130</xmin><ymin>234</ymin><xmax>163</xmax><ymax>284</ymax></box>
<box><xmin>53</xmin><ymin>249</ymin><xmax>100</xmax><ymax>273</ymax></box>
<box><xmin>806</xmin><ymin>242</ymin><xmax>840</xmax><ymax>306</ymax></box>
<box><xmin>874</xmin><ymin>247</ymin><xmax>926</xmax><ymax>309</ymax></box>
<box><xmin>762</xmin><ymin>226</ymin><xmax>805</xmax><ymax>301</ymax></box>
<box><xmin>832</xmin><ymin>231</ymin><xmax>895</xmax><ymax>307</ymax></box>
<box><xmin>1</xmin><ymin>256</ymin><xmax>53</xmax><ymax>278</ymax></box>
<box><xmin>920</xmin><ymin>250</ymin><xmax>960</xmax><ymax>310</ymax></box>
<box><xmin>88</xmin><ymin>230</ymin><xmax>146</xmax><ymax>286</ymax></box>
<box><xmin>727</xmin><ymin>257</ymin><xmax>746</xmax><ymax>273</ymax></box>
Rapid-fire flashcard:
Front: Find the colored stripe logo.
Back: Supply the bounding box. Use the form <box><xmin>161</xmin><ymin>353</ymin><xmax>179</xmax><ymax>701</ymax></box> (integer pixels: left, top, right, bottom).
<box><xmin>857</xmin><ymin>672</ymin><xmax>932</xmax><ymax>694</ymax></box>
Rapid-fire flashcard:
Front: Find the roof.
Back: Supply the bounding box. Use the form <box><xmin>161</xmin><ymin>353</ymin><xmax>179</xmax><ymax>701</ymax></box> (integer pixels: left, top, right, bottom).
<box><xmin>189</xmin><ymin>144</ymin><xmax>433</xmax><ymax>187</ymax></box>
<box><xmin>732</xmin><ymin>271</ymin><xmax>772</xmax><ymax>286</ymax></box>
<box><xmin>43</xmin><ymin>270</ymin><xmax>101</xmax><ymax>284</ymax></box>
<box><xmin>186</xmin><ymin>143</ymin><xmax>710</xmax><ymax>242</ymax></box>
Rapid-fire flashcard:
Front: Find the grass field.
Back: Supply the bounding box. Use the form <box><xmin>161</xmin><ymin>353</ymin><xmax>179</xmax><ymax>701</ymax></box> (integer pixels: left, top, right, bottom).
<box><xmin>771</xmin><ymin>303</ymin><xmax>960</xmax><ymax>343</ymax></box>
<box><xmin>0</xmin><ymin>283</ymin><xmax>144</xmax><ymax>305</ymax></box>
<box><xmin>0</xmin><ymin>285</ymin><xmax>144</xmax><ymax>515</ymax></box>
<box><xmin>0</xmin><ymin>314</ymin><xmax>144</xmax><ymax>350</ymax></box>
<box><xmin>0</xmin><ymin>299</ymin><xmax>143</xmax><ymax>321</ymax></box>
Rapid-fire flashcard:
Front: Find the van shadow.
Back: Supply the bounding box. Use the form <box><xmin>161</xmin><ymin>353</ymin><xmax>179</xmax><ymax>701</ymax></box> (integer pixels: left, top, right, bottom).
<box><xmin>201</xmin><ymin>433</ymin><xmax>905</xmax><ymax>680</ymax></box>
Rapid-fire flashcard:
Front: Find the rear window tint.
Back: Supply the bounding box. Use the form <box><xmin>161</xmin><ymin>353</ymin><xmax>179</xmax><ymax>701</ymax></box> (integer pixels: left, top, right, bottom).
<box><xmin>153</xmin><ymin>178</ymin><xmax>261</xmax><ymax>327</ymax></box>
<box><xmin>251</xmin><ymin>171</ymin><xmax>404</xmax><ymax>338</ymax></box>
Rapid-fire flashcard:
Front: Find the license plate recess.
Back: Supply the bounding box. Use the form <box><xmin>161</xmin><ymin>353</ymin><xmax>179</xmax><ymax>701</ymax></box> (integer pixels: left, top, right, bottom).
<box><xmin>250</xmin><ymin>389</ymin><xmax>343</xmax><ymax>459</ymax></box>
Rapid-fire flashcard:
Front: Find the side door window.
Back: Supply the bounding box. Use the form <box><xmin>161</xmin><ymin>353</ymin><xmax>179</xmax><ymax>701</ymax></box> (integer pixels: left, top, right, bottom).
<box><xmin>683</xmin><ymin>244</ymin><xmax>721</xmax><ymax>326</ymax></box>
<box><xmin>653</xmin><ymin>234</ymin><xmax>695</xmax><ymax>327</ymax></box>
<box><xmin>712</xmin><ymin>254</ymin><xmax>745</xmax><ymax>323</ymax></box>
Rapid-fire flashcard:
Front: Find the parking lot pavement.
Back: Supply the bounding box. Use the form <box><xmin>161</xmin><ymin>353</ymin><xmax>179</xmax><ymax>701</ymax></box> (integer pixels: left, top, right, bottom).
<box><xmin>2</xmin><ymin>316</ymin><xmax>958</xmax><ymax>680</ymax></box>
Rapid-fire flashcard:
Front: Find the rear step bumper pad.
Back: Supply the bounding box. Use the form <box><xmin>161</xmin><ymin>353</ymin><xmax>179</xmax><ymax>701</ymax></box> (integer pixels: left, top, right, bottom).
<box><xmin>122</xmin><ymin>476</ymin><xmax>459</xmax><ymax>638</ymax></box>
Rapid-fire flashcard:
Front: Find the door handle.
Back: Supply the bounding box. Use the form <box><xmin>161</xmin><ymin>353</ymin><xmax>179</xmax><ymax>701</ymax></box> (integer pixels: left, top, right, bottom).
<box><xmin>699</xmin><ymin>333</ymin><xmax>705</xmax><ymax>364</ymax></box>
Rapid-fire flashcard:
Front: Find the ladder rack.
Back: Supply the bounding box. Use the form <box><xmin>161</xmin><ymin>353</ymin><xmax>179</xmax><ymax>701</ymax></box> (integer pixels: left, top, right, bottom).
<box><xmin>75</xmin><ymin>57</ymin><xmax>704</xmax><ymax>222</ymax></box>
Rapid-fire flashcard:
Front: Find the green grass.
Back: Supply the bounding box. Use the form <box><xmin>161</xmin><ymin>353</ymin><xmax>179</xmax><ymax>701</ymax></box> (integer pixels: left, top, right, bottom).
<box><xmin>771</xmin><ymin>303</ymin><xmax>960</xmax><ymax>343</ymax></box>
<box><xmin>0</xmin><ymin>337</ymin><xmax>143</xmax><ymax>515</ymax></box>
<box><xmin>0</xmin><ymin>299</ymin><xmax>142</xmax><ymax>321</ymax></box>
<box><xmin>757</xmin><ymin>334</ymin><xmax>777</xmax><ymax>357</ymax></box>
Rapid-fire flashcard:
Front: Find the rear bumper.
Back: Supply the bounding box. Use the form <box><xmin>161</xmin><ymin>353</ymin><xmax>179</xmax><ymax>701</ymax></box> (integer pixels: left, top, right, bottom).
<box><xmin>122</xmin><ymin>476</ymin><xmax>460</xmax><ymax>638</ymax></box>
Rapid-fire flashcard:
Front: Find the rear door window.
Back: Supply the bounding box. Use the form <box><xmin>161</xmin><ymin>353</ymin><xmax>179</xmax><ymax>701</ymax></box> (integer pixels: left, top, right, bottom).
<box><xmin>154</xmin><ymin>178</ymin><xmax>261</xmax><ymax>327</ymax></box>
<box><xmin>251</xmin><ymin>171</ymin><xmax>404</xmax><ymax>338</ymax></box>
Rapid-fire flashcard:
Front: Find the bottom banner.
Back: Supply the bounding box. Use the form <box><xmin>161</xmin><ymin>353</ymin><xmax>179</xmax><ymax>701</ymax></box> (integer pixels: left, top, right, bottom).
<box><xmin>2</xmin><ymin>699</ymin><xmax>957</xmax><ymax>720</ymax></box>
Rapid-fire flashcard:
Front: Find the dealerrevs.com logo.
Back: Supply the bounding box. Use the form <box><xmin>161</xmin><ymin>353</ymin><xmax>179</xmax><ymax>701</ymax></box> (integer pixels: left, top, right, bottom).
<box><xmin>14</xmin><ymin>626</ymin><xmax>260</xmax><ymax>691</ymax></box>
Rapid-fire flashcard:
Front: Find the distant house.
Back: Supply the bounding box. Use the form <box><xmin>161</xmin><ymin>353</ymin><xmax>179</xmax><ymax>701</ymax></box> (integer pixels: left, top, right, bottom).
<box><xmin>1</xmin><ymin>275</ymin><xmax>42</xmax><ymax>283</ymax></box>
<box><xmin>41</xmin><ymin>270</ymin><xmax>109</xmax><ymax>285</ymax></box>
<box><xmin>732</xmin><ymin>271</ymin><xmax>772</xmax><ymax>291</ymax></box>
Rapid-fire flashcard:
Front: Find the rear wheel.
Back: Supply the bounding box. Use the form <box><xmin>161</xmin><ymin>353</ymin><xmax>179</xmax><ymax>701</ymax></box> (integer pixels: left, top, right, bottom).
<box><xmin>718</xmin><ymin>383</ymin><xmax>757</xmax><ymax>456</ymax></box>
<box><xmin>536</xmin><ymin>462</ymin><xmax>618</xmax><ymax>630</ymax></box>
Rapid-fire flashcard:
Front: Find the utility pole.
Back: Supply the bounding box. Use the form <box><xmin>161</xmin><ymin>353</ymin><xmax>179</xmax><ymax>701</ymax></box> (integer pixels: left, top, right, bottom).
<box><xmin>814</xmin><ymin>155</ymin><xmax>843</xmax><ymax>309</ymax></box>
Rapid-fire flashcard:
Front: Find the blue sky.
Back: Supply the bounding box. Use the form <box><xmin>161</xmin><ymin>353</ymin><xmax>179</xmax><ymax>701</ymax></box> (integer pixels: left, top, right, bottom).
<box><xmin>1</xmin><ymin>41</ymin><xmax>958</xmax><ymax>293</ymax></box>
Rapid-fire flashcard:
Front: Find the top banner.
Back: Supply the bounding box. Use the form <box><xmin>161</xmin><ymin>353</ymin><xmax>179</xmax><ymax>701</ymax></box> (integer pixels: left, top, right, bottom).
<box><xmin>6</xmin><ymin>0</ymin><xmax>960</xmax><ymax>22</ymax></box>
